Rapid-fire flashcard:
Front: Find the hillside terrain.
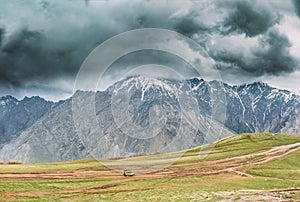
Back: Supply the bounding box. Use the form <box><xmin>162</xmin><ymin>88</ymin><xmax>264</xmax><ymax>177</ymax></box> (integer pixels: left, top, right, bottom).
<box><xmin>0</xmin><ymin>133</ymin><xmax>299</xmax><ymax>201</ymax></box>
<box><xmin>0</xmin><ymin>77</ymin><xmax>299</xmax><ymax>163</ymax></box>
<box><xmin>0</xmin><ymin>96</ymin><xmax>55</xmax><ymax>149</ymax></box>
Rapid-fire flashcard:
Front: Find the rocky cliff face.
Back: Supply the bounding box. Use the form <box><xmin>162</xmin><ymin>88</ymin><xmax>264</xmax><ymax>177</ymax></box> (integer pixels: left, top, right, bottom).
<box><xmin>0</xmin><ymin>98</ymin><xmax>86</xmax><ymax>163</ymax></box>
<box><xmin>224</xmin><ymin>82</ymin><xmax>300</xmax><ymax>135</ymax></box>
<box><xmin>0</xmin><ymin>76</ymin><xmax>299</xmax><ymax>163</ymax></box>
<box><xmin>0</xmin><ymin>96</ymin><xmax>55</xmax><ymax>149</ymax></box>
<box><xmin>189</xmin><ymin>79</ymin><xmax>300</xmax><ymax>135</ymax></box>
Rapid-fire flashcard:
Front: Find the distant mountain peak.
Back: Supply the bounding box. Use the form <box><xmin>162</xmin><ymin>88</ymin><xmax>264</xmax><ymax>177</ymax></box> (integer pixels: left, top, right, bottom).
<box><xmin>0</xmin><ymin>95</ymin><xmax>56</xmax><ymax>150</ymax></box>
<box><xmin>0</xmin><ymin>77</ymin><xmax>299</xmax><ymax>163</ymax></box>
<box><xmin>0</xmin><ymin>95</ymin><xmax>18</xmax><ymax>101</ymax></box>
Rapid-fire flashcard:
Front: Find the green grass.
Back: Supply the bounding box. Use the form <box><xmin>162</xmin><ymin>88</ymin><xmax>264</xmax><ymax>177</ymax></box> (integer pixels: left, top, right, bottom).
<box><xmin>0</xmin><ymin>159</ymin><xmax>107</xmax><ymax>174</ymax></box>
<box><xmin>244</xmin><ymin>147</ymin><xmax>300</xmax><ymax>180</ymax></box>
<box><xmin>4</xmin><ymin>175</ymin><xmax>297</xmax><ymax>202</ymax></box>
<box><xmin>0</xmin><ymin>132</ymin><xmax>299</xmax><ymax>201</ymax></box>
<box><xmin>1</xmin><ymin>132</ymin><xmax>297</xmax><ymax>174</ymax></box>
<box><xmin>202</xmin><ymin>132</ymin><xmax>300</xmax><ymax>160</ymax></box>
<box><xmin>175</xmin><ymin>132</ymin><xmax>300</xmax><ymax>164</ymax></box>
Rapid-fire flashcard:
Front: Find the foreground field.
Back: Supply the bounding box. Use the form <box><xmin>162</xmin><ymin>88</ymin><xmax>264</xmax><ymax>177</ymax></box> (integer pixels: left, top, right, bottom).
<box><xmin>0</xmin><ymin>133</ymin><xmax>299</xmax><ymax>201</ymax></box>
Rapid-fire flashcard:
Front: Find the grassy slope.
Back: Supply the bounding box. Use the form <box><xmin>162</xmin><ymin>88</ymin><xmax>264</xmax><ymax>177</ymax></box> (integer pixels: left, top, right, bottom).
<box><xmin>0</xmin><ymin>132</ymin><xmax>299</xmax><ymax>201</ymax></box>
<box><xmin>245</xmin><ymin>147</ymin><xmax>300</xmax><ymax>179</ymax></box>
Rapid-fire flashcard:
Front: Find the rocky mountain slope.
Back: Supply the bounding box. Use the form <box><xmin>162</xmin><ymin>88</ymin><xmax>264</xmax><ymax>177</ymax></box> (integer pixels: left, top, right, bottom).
<box><xmin>189</xmin><ymin>79</ymin><xmax>300</xmax><ymax>135</ymax></box>
<box><xmin>0</xmin><ymin>76</ymin><xmax>299</xmax><ymax>163</ymax></box>
<box><xmin>0</xmin><ymin>96</ymin><xmax>55</xmax><ymax>149</ymax></box>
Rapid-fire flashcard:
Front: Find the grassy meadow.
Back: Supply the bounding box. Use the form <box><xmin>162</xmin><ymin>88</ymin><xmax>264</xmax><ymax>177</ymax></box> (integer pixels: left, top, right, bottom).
<box><xmin>0</xmin><ymin>132</ymin><xmax>299</xmax><ymax>201</ymax></box>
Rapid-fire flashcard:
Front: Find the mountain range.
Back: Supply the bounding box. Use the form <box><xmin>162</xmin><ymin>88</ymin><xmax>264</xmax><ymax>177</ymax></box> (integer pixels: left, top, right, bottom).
<box><xmin>0</xmin><ymin>96</ymin><xmax>55</xmax><ymax>149</ymax></box>
<box><xmin>0</xmin><ymin>76</ymin><xmax>299</xmax><ymax>163</ymax></box>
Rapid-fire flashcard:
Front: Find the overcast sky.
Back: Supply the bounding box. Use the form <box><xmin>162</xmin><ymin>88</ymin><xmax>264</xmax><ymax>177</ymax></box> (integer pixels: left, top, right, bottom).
<box><xmin>0</xmin><ymin>0</ymin><xmax>300</xmax><ymax>101</ymax></box>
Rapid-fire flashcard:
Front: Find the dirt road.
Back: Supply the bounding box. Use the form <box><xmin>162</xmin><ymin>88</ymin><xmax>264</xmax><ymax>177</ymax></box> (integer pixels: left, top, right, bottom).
<box><xmin>1</xmin><ymin>142</ymin><xmax>299</xmax><ymax>198</ymax></box>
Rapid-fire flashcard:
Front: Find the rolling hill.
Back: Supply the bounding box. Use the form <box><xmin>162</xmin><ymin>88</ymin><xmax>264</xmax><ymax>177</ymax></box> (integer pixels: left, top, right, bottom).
<box><xmin>0</xmin><ymin>132</ymin><xmax>299</xmax><ymax>201</ymax></box>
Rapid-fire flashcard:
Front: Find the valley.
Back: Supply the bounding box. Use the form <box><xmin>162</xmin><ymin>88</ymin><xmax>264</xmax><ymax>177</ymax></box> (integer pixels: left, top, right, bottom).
<box><xmin>0</xmin><ymin>133</ymin><xmax>299</xmax><ymax>201</ymax></box>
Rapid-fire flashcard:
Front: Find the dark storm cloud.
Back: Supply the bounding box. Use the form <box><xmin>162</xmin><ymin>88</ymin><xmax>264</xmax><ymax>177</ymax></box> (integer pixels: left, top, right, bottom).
<box><xmin>211</xmin><ymin>29</ymin><xmax>297</xmax><ymax>76</ymax></box>
<box><xmin>210</xmin><ymin>51</ymin><xmax>245</xmax><ymax>71</ymax></box>
<box><xmin>251</xmin><ymin>29</ymin><xmax>296</xmax><ymax>75</ymax></box>
<box><xmin>106</xmin><ymin>50</ymin><xmax>197</xmax><ymax>78</ymax></box>
<box><xmin>0</xmin><ymin>0</ymin><xmax>299</xmax><ymax>99</ymax></box>
<box><xmin>85</xmin><ymin>0</ymin><xmax>89</xmax><ymax>7</ymax></box>
<box><xmin>0</xmin><ymin>28</ymin><xmax>4</xmax><ymax>47</ymax></box>
<box><xmin>173</xmin><ymin>11</ymin><xmax>213</xmax><ymax>36</ymax></box>
<box><xmin>0</xmin><ymin>0</ymin><xmax>177</xmax><ymax>89</ymax></box>
<box><xmin>2</xmin><ymin>28</ymin><xmax>43</xmax><ymax>53</ymax></box>
<box><xmin>221</xmin><ymin>0</ymin><xmax>281</xmax><ymax>37</ymax></box>
<box><xmin>292</xmin><ymin>0</ymin><xmax>300</xmax><ymax>18</ymax></box>
<box><xmin>171</xmin><ymin>0</ymin><xmax>281</xmax><ymax>38</ymax></box>
<box><xmin>0</xmin><ymin>27</ymin><xmax>89</xmax><ymax>87</ymax></box>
